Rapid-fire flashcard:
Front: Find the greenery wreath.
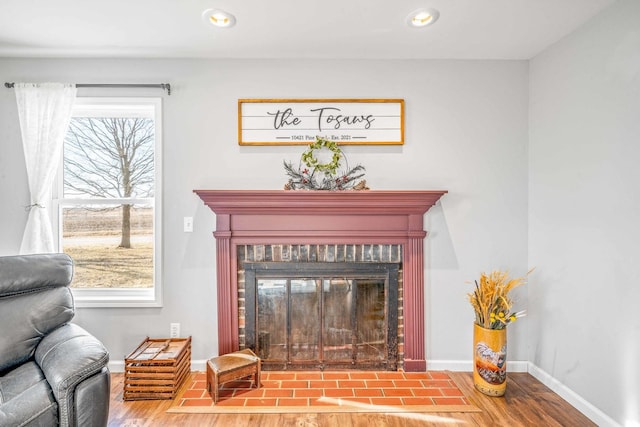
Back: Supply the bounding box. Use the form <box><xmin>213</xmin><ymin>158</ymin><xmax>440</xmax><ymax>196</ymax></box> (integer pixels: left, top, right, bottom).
<box><xmin>301</xmin><ymin>138</ymin><xmax>342</xmax><ymax>175</ymax></box>
<box><xmin>283</xmin><ymin>136</ymin><xmax>368</xmax><ymax>191</ymax></box>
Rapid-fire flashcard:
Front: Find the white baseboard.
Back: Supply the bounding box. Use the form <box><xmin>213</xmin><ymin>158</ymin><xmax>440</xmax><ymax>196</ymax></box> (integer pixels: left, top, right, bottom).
<box><xmin>111</xmin><ymin>359</ymin><xmax>528</xmax><ymax>373</ymax></box>
<box><xmin>110</xmin><ymin>359</ymin><xmax>529</xmax><ymax>374</ymax></box>
<box><xmin>191</xmin><ymin>359</ymin><xmax>207</xmax><ymax>371</ymax></box>
<box><xmin>426</xmin><ymin>360</ymin><xmax>620</xmax><ymax>426</ymax></box>
<box><xmin>426</xmin><ymin>359</ymin><xmax>529</xmax><ymax>372</ymax></box>
<box><xmin>527</xmin><ymin>363</ymin><xmax>621</xmax><ymax>427</ymax></box>
<box><xmin>109</xmin><ymin>361</ymin><xmax>124</xmax><ymax>373</ymax></box>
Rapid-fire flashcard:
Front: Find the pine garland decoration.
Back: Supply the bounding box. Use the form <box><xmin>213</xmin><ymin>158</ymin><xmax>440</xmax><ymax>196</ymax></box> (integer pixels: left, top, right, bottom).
<box><xmin>283</xmin><ymin>137</ymin><xmax>367</xmax><ymax>190</ymax></box>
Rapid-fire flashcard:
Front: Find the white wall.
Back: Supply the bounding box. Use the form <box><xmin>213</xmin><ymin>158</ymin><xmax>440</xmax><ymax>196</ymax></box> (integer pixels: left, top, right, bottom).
<box><xmin>529</xmin><ymin>0</ymin><xmax>640</xmax><ymax>425</ymax></box>
<box><xmin>0</xmin><ymin>59</ymin><xmax>529</xmax><ymax>371</ymax></box>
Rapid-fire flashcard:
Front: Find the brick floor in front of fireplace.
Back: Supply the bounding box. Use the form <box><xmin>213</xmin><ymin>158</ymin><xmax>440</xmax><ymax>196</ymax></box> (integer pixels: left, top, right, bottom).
<box><xmin>175</xmin><ymin>370</ymin><xmax>470</xmax><ymax>409</ymax></box>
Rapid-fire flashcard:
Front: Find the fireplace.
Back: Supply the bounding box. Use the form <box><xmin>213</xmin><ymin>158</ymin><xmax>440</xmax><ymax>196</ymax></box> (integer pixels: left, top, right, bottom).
<box><xmin>244</xmin><ymin>261</ymin><xmax>398</xmax><ymax>370</ymax></box>
<box><xmin>195</xmin><ymin>190</ymin><xmax>446</xmax><ymax>372</ymax></box>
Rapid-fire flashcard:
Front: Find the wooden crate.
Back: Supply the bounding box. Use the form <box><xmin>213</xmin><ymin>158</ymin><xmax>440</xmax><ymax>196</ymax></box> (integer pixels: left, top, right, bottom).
<box><xmin>124</xmin><ymin>336</ymin><xmax>191</xmax><ymax>401</ymax></box>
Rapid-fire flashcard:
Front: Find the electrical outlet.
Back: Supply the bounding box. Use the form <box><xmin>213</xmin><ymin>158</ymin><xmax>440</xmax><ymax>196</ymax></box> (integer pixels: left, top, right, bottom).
<box><xmin>184</xmin><ymin>217</ymin><xmax>193</xmax><ymax>232</ymax></box>
<box><xmin>170</xmin><ymin>323</ymin><xmax>180</xmax><ymax>338</ymax></box>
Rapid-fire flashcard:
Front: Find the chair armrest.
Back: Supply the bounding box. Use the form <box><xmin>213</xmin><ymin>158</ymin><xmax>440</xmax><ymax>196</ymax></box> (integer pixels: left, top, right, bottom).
<box><xmin>35</xmin><ymin>323</ymin><xmax>109</xmax><ymax>427</ymax></box>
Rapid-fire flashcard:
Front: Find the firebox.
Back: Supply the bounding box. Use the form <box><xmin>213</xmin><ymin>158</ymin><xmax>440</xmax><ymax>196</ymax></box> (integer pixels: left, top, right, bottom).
<box><xmin>244</xmin><ymin>262</ymin><xmax>398</xmax><ymax>370</ymax></box>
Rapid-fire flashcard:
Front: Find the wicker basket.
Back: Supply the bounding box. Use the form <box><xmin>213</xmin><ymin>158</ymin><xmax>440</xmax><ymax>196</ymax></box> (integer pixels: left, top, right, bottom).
<box><xmin>123</xmin><ymin>336</ymin><xmax>191</xmax><ymax>400</ymax></box>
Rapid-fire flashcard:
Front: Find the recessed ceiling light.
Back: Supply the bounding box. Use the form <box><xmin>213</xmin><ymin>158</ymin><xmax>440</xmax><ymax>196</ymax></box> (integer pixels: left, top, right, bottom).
<box><xmin>406</xmin><ymin>8</ymin><xmax>440</xmax><ymax>28</ymax></box>
<box><xmin>202</xmin><ymin>9</ymin><xmax>236</xmax><ymax>28</ymax></box>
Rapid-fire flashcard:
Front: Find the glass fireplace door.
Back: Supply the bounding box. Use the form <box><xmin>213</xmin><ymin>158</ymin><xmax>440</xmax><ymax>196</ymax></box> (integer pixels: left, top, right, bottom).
<box><xmin>322</xmin><ymin>279</ymin><xmax>353</xmax><ymax>364</ymax></box>
<box><xmin>247</xmin><ymin>262</ymin><xmax>398</xmax><ymax>370</ymax></box>
<box><xmin>257</xmin><ymin>279</ymin><xmax>324</xmax><ymax>366</ymax></box>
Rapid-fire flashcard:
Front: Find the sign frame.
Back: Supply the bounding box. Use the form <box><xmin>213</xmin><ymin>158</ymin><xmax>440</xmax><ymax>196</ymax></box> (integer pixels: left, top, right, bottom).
<box><xmin>238</xmin><ymin>98</ymin><xmax>404</xmax><ymax>146</ymax></box>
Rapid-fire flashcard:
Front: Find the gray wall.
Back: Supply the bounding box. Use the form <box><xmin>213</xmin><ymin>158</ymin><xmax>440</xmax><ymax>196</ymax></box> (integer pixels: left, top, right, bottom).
<box><xmin>0</xmin><ymin>58</ymin><xmax>529</xmax><ymax>369</ymax></box>
<box><xmin>529</xmin><ymin>0</ymin><xmax>640</xmax><ymax>425</ymax></box>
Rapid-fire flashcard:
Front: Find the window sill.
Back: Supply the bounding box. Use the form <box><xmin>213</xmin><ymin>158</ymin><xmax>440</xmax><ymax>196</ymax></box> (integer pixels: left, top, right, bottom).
<box><xmin>72</xmin><ymin>288</ymin><xmax>162</xmax><ymax>308</ymax></box>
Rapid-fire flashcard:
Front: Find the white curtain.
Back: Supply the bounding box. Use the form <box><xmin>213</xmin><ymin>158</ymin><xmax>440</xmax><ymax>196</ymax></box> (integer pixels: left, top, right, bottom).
<box><xmin>15</xmin><ymin>82</ymin><xmax>77</xmax><ymax>254</ymax></box>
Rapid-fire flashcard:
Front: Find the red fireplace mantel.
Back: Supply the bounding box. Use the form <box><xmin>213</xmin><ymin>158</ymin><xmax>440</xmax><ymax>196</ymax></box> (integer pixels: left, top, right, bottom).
<box><xmin>195</xmin><ymin>190</ymin><xmax>447</xmax><ymax>371</ymax></box>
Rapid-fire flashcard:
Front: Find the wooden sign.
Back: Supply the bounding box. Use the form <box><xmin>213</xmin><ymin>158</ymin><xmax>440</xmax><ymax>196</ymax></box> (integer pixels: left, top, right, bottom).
<box><xmin>238</xmin><ymin>99</ymin><xmax>404</xmax><ymax>145</ymax></box>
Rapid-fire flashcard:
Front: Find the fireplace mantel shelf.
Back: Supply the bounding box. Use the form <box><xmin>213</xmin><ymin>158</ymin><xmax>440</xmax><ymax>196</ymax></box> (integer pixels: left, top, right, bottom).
<box><xmin>194</xmin><ymin>190</ymin><xmax>447</xmax><ymax>215</ymax></box>
<box><xmin>195</xmin><ymin>189</ymin><xmax>447</xmax><ymax>372</ymax></box>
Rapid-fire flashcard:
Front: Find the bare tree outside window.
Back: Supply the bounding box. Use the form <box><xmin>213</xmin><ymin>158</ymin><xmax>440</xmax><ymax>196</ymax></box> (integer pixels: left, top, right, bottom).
<box><xmin>64</xmin><ymin>117</ymin><xmax>155</xmax><ymax>248</ymax></box>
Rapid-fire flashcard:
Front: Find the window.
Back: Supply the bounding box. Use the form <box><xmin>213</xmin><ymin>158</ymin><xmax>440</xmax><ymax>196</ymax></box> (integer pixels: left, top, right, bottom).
<box><xmin>55</xmin><ymin>97</ymin><xmax>162</xmax><ymax>307</ymax></box>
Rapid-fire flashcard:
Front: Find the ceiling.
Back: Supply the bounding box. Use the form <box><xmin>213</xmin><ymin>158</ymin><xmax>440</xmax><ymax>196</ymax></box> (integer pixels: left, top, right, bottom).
<box><xmin>0</xmin><ymin>0</ymin><xmax>616</xmax><ymax>60</ymax></box>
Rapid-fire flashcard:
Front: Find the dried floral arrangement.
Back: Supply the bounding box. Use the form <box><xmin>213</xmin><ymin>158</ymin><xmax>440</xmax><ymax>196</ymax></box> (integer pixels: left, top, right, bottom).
<box><xmin>467</xmin><ymin>270</ymin><xmax>531</xmax><ymax>330</ymax></box>
<box><xmin>283</xmin><ymin>137</ymin><xmax>368</xmax><ymax>190</ymax></box>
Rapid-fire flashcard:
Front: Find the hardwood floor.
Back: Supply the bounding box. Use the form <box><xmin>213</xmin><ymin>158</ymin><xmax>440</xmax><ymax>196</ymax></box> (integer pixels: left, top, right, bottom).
<box><xmin>107</xmin><ymin>372</ymin><xmax>596</xmax><ymax>426</ymax></box>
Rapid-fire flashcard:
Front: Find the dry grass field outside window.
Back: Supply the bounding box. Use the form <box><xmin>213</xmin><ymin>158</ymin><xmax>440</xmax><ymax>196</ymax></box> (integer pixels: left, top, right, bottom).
<box><xmin>62</xmin><ymin>206</ymin><xmax>153</xmax><ymax>288</ymax></box>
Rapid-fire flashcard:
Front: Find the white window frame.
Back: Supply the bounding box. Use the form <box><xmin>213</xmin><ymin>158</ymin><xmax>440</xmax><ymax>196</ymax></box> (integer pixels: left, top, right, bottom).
<box><xmin>53</xmin><ymin>97</ymin><xmax>163</xmax><ymax>308</ymax></box>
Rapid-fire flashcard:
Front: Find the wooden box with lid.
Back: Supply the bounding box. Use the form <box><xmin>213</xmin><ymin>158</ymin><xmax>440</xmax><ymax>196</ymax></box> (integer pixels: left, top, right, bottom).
<box><xmin>124</xmin><ymin>336</ymin><xmax>191</xmax><ymax>400</ymax></box>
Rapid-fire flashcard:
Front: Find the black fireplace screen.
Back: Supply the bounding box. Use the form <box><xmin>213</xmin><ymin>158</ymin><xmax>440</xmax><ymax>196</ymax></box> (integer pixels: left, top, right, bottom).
<box><xmin>244</xmin><ymin>262</ymin><xmax>398</xmax><ymax>370</ymax></box>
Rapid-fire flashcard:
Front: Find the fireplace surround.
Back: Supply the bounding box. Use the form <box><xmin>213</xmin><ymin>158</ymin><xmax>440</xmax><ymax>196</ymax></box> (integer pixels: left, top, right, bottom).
<box><xmin>195</xmin><ymin>189</ymin><xmax>447</xmax><ymax>371</ymax></box>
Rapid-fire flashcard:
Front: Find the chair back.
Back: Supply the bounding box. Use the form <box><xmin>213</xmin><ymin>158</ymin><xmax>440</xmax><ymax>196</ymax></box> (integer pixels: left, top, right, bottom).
<box><xmin>0</xmin><ymin>254</ymin><xmax>75</xmax><ymax>372</ymax></box>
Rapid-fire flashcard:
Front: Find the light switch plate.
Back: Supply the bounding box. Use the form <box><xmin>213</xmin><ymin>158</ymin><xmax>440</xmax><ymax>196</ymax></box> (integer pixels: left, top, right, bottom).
<box><xmin>184</xmin><ymin>217</ymin><xmax>193</xmax><ymax>232</ymax></box>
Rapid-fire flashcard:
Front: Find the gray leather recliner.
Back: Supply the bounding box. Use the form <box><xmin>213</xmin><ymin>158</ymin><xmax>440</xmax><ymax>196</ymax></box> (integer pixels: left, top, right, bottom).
<box><xmin>0</xmin><ymin>253</ymin><xmax>110</xmax><ymax>427</ymax></box>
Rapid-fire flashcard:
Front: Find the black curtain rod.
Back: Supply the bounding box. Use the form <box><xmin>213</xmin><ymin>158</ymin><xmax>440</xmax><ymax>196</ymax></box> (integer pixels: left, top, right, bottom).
<box><xmin>4</xmin><ymin>82</ymin><xmax>171</xmax><ymax>95</ymax></box>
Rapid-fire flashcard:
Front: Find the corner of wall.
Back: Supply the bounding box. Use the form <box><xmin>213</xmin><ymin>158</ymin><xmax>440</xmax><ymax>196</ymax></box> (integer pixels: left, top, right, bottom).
<box><xmin>527</xmin><ymin>363</ymin><xmax>622</xmax><ymax>427</ymax></box>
